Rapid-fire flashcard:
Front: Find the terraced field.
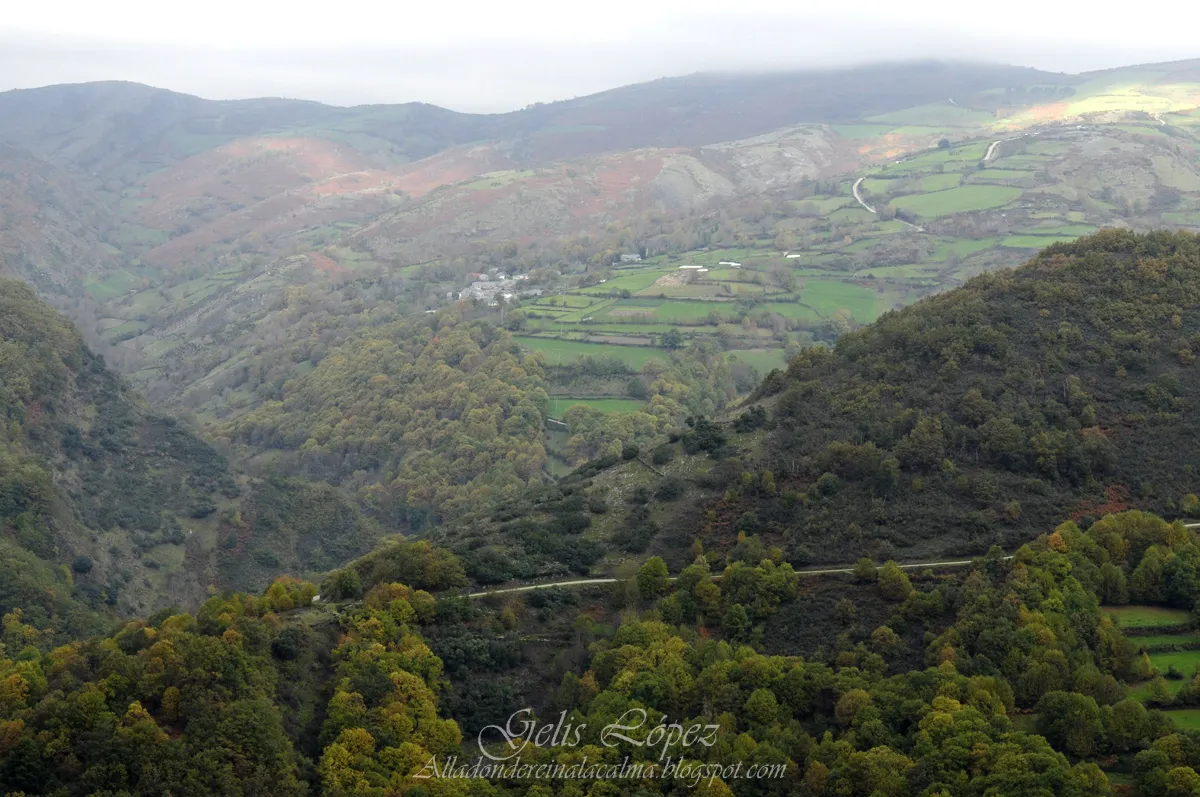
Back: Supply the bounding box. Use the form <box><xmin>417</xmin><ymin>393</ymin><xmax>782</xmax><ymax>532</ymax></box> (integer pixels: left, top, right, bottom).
<box><xmin>509</xmin><ymin>117</ymin><xmax>1200</xmax><ymax>434</ymax></box>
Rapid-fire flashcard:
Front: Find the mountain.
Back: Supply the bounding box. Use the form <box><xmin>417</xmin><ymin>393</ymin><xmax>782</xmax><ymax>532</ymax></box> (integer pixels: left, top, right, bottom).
<box><xmin>0</xmin><ymin>278</ymin><xmax>234</xmax><ymax>627</ymax></box>
<box><xmin>0</xmin><ymin>143</ymin><xmax>118</xmax><ymax>296</ymax></box>
<box><xmin>0</xmin><ymin>280</ymin><xmax>382</xmax><ymax>622</ymax></box>
<box><xmin>0</xmin><ymin>63</ymin><xmax>1055</xmax><ymax>177</ymax></box>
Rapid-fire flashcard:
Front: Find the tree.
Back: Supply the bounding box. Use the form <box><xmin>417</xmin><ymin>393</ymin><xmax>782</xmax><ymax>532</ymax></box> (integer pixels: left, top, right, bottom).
<box><xmin>636</xmin><ymin>557</ymin><xmax>669</xmax><ymax>600</ymax></box>
<box><xmin>938</xmin><ymin>138</ymin><xmax>951</xmax><ymax>149</ymax></box>
<box><xmin>853</xmin><ymin>557</ymin><xmax>877</xmax><ymax>583</ymax></box>
<box><xmin>877</xmin><ymin>561</ymin><xmax>914</xmax><ymax>602</ymax></box>
<box><xmin>661</xmin><ymin>328</ymin><xmax>684</xmax><ymax>349</ymax></box>
<box><xmin>1035</xmin><ymin>691</ymin><xmax>1103</xmax><ymax>757</ymax></box>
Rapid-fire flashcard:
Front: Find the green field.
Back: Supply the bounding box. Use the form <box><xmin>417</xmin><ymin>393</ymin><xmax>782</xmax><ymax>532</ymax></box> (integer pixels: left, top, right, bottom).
<box><xmin>1000</xmin><ymin>235</ymin><xmax>1081</xmax><ymax>248</ymax></box>
<box><xmin>514</xmin><ymin>337</ymin><xmax>669</xmax><ymax>369</ymax></box>
<box><xmin>797</xmin><ymin>279</ymin><xmax>885</xmax><ymax>322</ymax></box>
<box><xmin>1105</xmin><ymin>605</ymin><xmax>1193</xmax><ymax>628</ymax></box>
<box><xmin>918</xmin><ymin>173</ymin><xmax>963</xmax><ymax>191</ymax></box>
<box><xmin>892</xmin><ymin>185</ymin><xmax>1023</xmax><ymax>218</ymax></box>
<box><xmin>934</xmin><ymin>238</ymin><xmax>1000</xmax><ymax>259</ymax></box>
<box><xmin>579</xmin><ymin>271</ymin><xmax>671</xmax><ymax>294</ymax></box>
<box><xmin>84</xmin><ymin>270</ymin><xmax>140</xmax><ymax>300</ymax></box>
<box><xmin>975</xmin><ymin>169</ymin><xmax>1035</xmax><ymax>180</ymax></box>
<box><xmin>1148</xmin><ymin>649</ymin><xmax>1200</xmax><ymax>676</ymax></box>
<box><xmin>1163</xmin><ymin>710</ymin><xmax>1200</xmax><ymax>731</ymax></box>
<box><xmin>727</xmin><ymin>349</ymin><xmax>790</xmax><ymax>373</ymax></box>
<box><xmin>1135</xmin><ymin>634</ymin><xmax>1200</xmax><ymax>650</ymax></box>
<box><xmin>547</xmin><ymin>397</ymin><xmax>647</xmax><ymax>419</ymax></box>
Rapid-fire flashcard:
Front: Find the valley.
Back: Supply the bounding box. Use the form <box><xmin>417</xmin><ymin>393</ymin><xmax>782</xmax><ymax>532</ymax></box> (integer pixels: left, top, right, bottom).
<box><xmin>9</xmin><ymin>57</ymin><xmax>1200</xmax><ymax>797</ymax></box>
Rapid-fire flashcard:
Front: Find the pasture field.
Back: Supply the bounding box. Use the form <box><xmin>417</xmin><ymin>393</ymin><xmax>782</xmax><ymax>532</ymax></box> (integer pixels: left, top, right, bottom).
<box><xmin>85</xmin><ymin>269</ymin><xmax>140</xmax><ymax>300</ymax></box>
<box><xmin>1104</xmin><ymin>605</ymin><xmax>1193</xmax><ymax>628</ymax></box>
<box><xmin>510</xmin><ymin>121</ymin><xmax>1200</xmax><ymax>427</ymax></box>
<box><xmin>918</xmin><ymin>173</ymin><xmax>962</xmax><ymax>191</ymax></box>
<box><xmin>974</xmin><ymin>169</ymin><xmax>1036</xmax><ymax>180</ymax></box>
<box><xmin>514</xmin><ymin>337</ymin><xmax>669</xmax><ymax>369</ymax></box>
<box><xmin>1149</xmin><ymin>650</ymin><xmax>1200</xmax><ymax>676</ymax></box>
<box><xmin>1131</xmin><ymin>678</ymin><xmax>1190</xmax><ymax>702</ymax></box>
<box><xmin>1163</xmin><ymin>710</ymin><xmax>1200</xmax><ymax>731</ymax></box>
<box><xmin>798</xmin><ymin>279</ymin><xmax>884</xmax><ymax>321</ymax></box>
<box><xmin>1134</xmin><ymin>634</ymin><xmax>1200</xmax><ymax>650</ymax></box>
<box><xmin>579</xmin><ymin>270</ymin><xmax>671</xmax><ymax>294</ymax></box>
<box><xmin>891</xmin><ymin>185</ymin><xmax>1022</xmax><ymax>217</ymax></box>
<box><xmin>1000</xmin><ymin>235</ymin><xmax>1082</xmax><ymax>248</ymax></box>
<box><xmin>547</xmin><ymin>397</ymin><xmax>647</xmax><ymax>419</ymax></box>
<box><xmin>727</xmin><ymin>349</ymin><xmax>791</xmax><ymax>373</ymax></box>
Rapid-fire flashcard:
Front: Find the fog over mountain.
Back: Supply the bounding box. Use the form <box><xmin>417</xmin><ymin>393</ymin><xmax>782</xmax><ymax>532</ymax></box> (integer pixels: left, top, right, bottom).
<box><xmin>2</xmin><ymin>0</ymin><xmax>1197</xmax><ymax>110</ymax></box>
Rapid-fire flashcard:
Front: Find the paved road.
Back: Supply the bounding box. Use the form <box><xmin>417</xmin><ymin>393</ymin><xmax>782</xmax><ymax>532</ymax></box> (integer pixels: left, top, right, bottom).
<box><xmin>466</xmin><ymin>555</ymin><xmax>1013</xmax><ymax>598</ymax></box>
<box><xmin>851</xmin><ymin>177</ymin><xmax>925</xmax><ymax>233</ymax></box>
<box><xmin>851</xmin><ymin>177</ymin><xmax>876</xmax><ymax>214</ymax></box>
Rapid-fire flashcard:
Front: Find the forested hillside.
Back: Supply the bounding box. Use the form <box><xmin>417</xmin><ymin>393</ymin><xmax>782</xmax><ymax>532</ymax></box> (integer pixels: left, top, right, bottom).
<box><xmin>736</xmin><ymin>229</ymin><xmax>1200</xmax><ymax>561</ymax></box>
<box><xmin>12</xmin><ymin>508</ymin><xmax>1200</xmax><ymax>794</ymax></box>
<box><xmin>0</xmin><ymin>279</ymin><xmax>235</xmax><ymax>629</ymax></box>
<box><xmin>220</xmin><ymin>309</ymin><xmax>551</xmax><ymax>527</ymax></box>
<box><xmin>0</xmin><ymin>281</ymin><xmax>383</xmax><ymax>621</ymax></box>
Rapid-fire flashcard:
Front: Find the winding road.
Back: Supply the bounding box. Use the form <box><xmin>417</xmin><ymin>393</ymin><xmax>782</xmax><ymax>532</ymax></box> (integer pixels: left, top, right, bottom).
<box><xmin>466</xmin><ymin>555</ymin><xmax>1013</xmax><ymax>598</ymax></box>
<box><xmin>466</xmin><ymin>522</ymin><xmax>1200</xmax><ymax>598</ymax></box>
<box><xmin>852</xmin><ymin>177</ymin><xmax>925</xmax><ymax>233</ymax></box>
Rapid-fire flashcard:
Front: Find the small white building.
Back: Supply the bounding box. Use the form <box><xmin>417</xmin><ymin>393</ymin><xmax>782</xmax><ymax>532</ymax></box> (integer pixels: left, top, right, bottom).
<box><xmin>620</xmin><ymin>253</ymin><xmax>642</xmax><ymax>263</ymax></box>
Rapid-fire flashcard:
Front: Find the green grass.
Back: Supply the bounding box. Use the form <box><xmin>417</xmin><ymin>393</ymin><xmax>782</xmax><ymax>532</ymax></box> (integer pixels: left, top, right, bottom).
<box><xmin>727</xmin><ymin>349</ymin><xmax>790</xmax><ymax>373</ymax></box>
<box><xmin>758</xmin><ymin>302</ymin><xmax>823</xmax><ymax>323</ymax></box>
<box><xmin>918</xmin><ymin>173</ymin><xmax>962</xmax><ymax>191</ymax></box>
<box><xmin>578</xmin><ymin>270</ymin><xmax>671</xmax><ymax>294</ymax></box>
<box><xmin>547</xmin><ymin>397</ymin><xmax>647</xmax><ymax>419</ymax></box>
<box><xmin>797</xmin><ymin>279</ymin><xmax>886</xmax><ymax>322</ymax></box>
<box><xmin>1134</xmin><ymin>634</ymin><xmax>1200</xmax><ymax>650</ymax></box>
<box><xmin>891</xmin><ymin>185</ymin><xmax>1023</xmax><ymax>218</ymax></box>
<box><xmin>1164</xmin><ymin>710</ymin><xmax>1200</xmax><ymax>731</ymax></box>
<box><xmin>1000</xmin><ymin>235</ymin><xmax>1085</xmax><ymax>249</ymax></box>
<box><xmin>84</xmin><ymin>270</ymin><xmax>140</xmax><ymax>300</ymax></box>
<box><xmin>974</xmin><ymin>169</ymin><xmax>1035</xmax><ymax>180</ymax></box>
<box><xmin>859</xmin><ymin>265</ymin><xmax>938</xmax><ymax>278</ymax></box>
<box><xmin>1105</xmin><ymin>605</ymin><xmax>1193</xmax><ymax>628</ymax></box>
<box><xmin>933</xmin><ymin>238</ymin><xmax>1000</xmax><ymax>259</ymax></box>
<box><xmin>1027</xmin><ymin>224</ymin><xmax>1098</xmax><ymax>236</ymax></box>
<box><xmin>1150</xmin><ymin>649</ymin><xmax>1200</xmax><ymax>671</ymax></box>
<box><xmin>514</xmin><ymin>337</ymin><xmax>668</xmax><ymax>369</ymax></box>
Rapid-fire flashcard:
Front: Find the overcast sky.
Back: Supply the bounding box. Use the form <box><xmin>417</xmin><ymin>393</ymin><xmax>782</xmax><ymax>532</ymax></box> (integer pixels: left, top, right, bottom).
<box><xmin>2</xmin><ymin>0</ymin><xmax>1197</xmax><ymax>112</ymax></box>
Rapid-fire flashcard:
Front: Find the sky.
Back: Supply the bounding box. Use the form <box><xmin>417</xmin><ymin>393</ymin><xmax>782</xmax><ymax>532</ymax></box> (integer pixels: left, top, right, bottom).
<box><xmin>2</xmin><ymin>0</ymin><xmax>1198</xmax><ymax>112</ymax></box>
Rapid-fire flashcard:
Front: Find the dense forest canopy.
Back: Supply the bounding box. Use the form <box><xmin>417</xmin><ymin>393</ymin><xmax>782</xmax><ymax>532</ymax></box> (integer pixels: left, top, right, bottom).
<box><xmin>10</xmin><ymin>509</ymin><xmax>1200</xmax><ymax>795</ymax></box>
<box><xmin>733</xmin><ymin>229</ymin><xmax>1200</xmax><ymax>562</ymax></box>
<box><xmin>220</xmin><ymin>309</ymin><xmax>551</xmax><ymax>526</ymax></box>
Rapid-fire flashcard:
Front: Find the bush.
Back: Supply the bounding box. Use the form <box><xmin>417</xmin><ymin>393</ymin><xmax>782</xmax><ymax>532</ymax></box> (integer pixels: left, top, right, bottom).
<box><xmin>655</xmin><ymin>477</ymin><xmax>685</xmax><ymax>501</ymax></box>
<box><xmin>71</xmin><ymin>556</ymin><xmax>94</xmax><ymax>574</ymax></box>
<box><xmin>622</xmin><ymin>444</ymin><xmax>640</xmax><ymax>461</ymax></box>
<box><xmin>322</xmin><ymin>568</ymin><xmax>363</xmax><ymax>600</ymax></box>
<box><xmin>651</xmin><ymin>446</ymin><xmax>674</xmax><ymax>465</ymax></box>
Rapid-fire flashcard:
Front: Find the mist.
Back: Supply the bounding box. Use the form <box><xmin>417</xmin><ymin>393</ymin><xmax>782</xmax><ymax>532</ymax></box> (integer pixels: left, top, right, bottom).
<box><xmin>2</xmin><ymin>0</ymin><xmax>1197</xmax><ymax>112</ymax></box>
